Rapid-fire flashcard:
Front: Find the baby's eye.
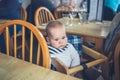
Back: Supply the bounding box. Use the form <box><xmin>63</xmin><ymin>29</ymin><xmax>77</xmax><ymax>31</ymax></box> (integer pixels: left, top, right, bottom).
<box><xmin>62</xmin><ymin>36</ymin><xmax>66</xmax><ymax>39</ymax></box>
<box><xmin>54</xmin><ymin>39</ymin><xmax>59</xmax><ymax>41</ymax></box>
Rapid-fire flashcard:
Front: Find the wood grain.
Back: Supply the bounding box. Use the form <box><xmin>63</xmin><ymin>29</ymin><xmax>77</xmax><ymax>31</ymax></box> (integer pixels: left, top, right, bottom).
<box><xmin>0</xmin><ymin>53</ymin><xmax>81</xmax><ymax>80</ymax></box>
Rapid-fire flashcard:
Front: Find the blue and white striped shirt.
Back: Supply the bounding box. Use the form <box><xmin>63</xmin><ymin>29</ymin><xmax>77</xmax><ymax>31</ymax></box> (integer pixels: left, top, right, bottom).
<box><xmin>48</xmin><ymin>43</ymin><xmax>80</xmax><ymax>68</ymax></box>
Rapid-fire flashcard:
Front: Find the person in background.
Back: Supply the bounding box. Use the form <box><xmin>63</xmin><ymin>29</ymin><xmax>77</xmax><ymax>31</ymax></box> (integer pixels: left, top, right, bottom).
<box><xmin>46</xmin><ymin>21</ymin><xmax>80</xmax><ymax>68</ymax></box>
<box><xmin>0</xmin><ymin>0</ymin><xmax>23</xmax><ymax>35</ymax></box>
<box><xmin>0</xmin><ymin>0</ymin><xmax>23</xmax><ymax>53</ymax></box>
<box><xmin>27</xmin><ymin>0</ymin><xmax>59</xmax><ymax>24</ymax></box>
<box><xmin>0</xmin><ymin>0</ymin><xmax>22</xmax><ymax>19</ymax></box>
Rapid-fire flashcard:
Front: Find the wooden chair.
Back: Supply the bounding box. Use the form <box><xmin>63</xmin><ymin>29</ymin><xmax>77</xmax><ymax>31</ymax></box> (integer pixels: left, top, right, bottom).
<box><xmin>114</xmin><ymin>39</ymin><xmax>120</xmax><ymax>80</ymax></box>
<box><xmin>0</xmin><ymin>20</ymin><xmax>50</xmax><ymax>68</ymax></box>
<box><xmin>101</xmin><ymin>12</ymin><xmax>120</xmax><ymax>79</ymax></box>
<box><xmin>34</xmin><ymin>7</ymin><xmax>55</xmax><ymax>26</ymax></box>
<box><xmin>103</xmin><ymin>31</ymin><xmax>120</xmax><ymax>80</ymax></box>
<box><xmin>51</xmin><ymin>45</ymin><xmax>107</xmax><ymax>77</ymax></box>
<box><xmin>54</xmin><ymin>4</ymin><xmax>73</xmax><ymax>19</ymax></box>
<box><xmin>104</xmin><ymin>32</ymin><xmax>120</xmax><ymax>80</ymax></box>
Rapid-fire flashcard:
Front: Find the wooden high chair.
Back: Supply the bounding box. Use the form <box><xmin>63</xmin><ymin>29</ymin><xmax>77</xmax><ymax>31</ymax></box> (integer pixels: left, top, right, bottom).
<box><xmin>51</xmin><ymin>45</ymin><xmax>107</xmax><ymax>78</ymax></box>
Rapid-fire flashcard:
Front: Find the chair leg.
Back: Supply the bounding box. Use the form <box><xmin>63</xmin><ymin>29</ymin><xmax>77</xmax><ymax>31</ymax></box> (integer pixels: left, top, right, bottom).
<box><xmin>114</xmin><ymin>50</ymin><xmax>120</xmax><ymax>80</ymax></box>
<box><xmin>101</xmin><ymin>60</ymin><xmax>109</xmax><ymax>80</ymax></box>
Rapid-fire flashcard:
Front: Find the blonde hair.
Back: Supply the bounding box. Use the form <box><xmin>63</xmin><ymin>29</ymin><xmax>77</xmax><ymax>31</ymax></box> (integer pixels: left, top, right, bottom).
<box><xmin>46</xmin><ymin>21</ymin><xmax>64</xmax><ymax>37</ymax></box>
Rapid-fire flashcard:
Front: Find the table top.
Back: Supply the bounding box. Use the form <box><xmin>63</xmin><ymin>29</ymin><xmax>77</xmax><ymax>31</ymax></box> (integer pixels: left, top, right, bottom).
<box><xmin>37</xmin><ymin>18</ymin><xmax>111</xmax><ymax>39</ymax></box>
<box><xmin>0</xmin><ymin>53</ymin><xmax>81</xmax><ymax>80</ymax></box>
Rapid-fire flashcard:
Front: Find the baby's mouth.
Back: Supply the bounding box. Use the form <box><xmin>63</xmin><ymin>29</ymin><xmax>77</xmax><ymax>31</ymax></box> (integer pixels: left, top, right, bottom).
<box><xmin>59</xmin><ymin>45</ymin><xmax>66</xmax><ymax>49</ymax></box>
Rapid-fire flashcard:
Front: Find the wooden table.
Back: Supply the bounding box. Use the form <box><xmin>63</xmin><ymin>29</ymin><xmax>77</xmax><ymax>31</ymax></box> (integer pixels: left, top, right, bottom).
<box><xmin>0</xmin><ymin>53</ymin><xmax>81</xmax><ymax>80</ymax></box>
<box><xmin>37</xmin><ymin>18</ymin><xmax>111</xmax><ymax>52</ymax></box>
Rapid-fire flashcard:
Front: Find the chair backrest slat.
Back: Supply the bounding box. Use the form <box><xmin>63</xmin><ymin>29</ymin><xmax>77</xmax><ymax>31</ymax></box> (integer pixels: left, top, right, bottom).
<box><xmin>45</xmin><ymin>10</ymin><xmax>48</xmax><ymax>22</ymax></box>
<box><xmin>5</xmin><ymin>27</ymin><xmax>9</xmax><ymax>55</ymax></box>
<box><xmin>38</xmin><ymin>12</ymin><xmax>41</xmax><ymax>25</ymax></box>
<box><xmin>22</xmin><ymin>26</ymin><xmax>25</xmax><ymax>60</ymax></box>
<box><xmin>40</xmin><ymin>11</ymin><xmax>44</xmax><ymax>23</ymax></box>
<box><xmin>37</xmin><ymin>44</ymin><xmax>40</xmax><ymax>65</ymax></box>
<box><xmin>30</xmin><ymin>31</ymin><xmax>33</xmax><ymax>63</ymax></box>
<box><xmin>14</xmin><ymin>24</ymin><xmax>17</xmax><ymax>58</ymax></box>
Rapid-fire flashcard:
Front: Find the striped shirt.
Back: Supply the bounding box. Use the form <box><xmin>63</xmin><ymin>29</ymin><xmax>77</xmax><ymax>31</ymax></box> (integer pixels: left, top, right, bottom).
<box><xmin>48</xmin><ymin>43</ymin><xmax>80</xmax><ymax>68</ymax></box>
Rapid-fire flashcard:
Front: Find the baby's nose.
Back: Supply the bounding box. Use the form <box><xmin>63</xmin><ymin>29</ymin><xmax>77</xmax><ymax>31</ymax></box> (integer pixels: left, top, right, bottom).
<box><xmin>59</xmin><ymin>40</ymin><xmax>64</xmax><ymax>44</ymax></box>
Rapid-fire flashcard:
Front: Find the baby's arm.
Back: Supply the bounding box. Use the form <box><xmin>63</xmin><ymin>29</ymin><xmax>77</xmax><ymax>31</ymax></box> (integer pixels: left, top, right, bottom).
<box><xmin>69</xmin><ymin>44</ymin><xmax>80</xmax><ymax>67</ymax></box>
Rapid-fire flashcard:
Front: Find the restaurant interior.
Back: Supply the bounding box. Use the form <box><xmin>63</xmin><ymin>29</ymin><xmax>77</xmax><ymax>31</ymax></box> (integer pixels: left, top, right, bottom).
<box><xmin>0</xmin><ymin>0</ymin><xmax>120</xmax><ymax>80</ymax></box>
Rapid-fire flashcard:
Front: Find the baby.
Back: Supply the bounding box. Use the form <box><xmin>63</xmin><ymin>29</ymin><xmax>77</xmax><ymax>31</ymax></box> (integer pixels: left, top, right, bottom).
<box><xmin>46</xmin><ymin>21</ymin><xmax>80</xmax><ymax>68</ymax></box>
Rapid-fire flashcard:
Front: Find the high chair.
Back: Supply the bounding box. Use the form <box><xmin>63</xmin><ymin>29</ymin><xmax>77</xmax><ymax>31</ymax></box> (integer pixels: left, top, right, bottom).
<box><xmin>51</xmin><ymin>45</ymin><xmax>107</xmax><ymax>78</ymax></box>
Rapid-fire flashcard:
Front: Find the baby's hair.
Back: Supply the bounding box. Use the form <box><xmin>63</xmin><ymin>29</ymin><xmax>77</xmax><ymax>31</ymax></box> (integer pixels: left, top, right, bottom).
<box><xmin>46</xmin><ymin>21</ymin><xmax>64</xmax><ymax>37</ymax></box>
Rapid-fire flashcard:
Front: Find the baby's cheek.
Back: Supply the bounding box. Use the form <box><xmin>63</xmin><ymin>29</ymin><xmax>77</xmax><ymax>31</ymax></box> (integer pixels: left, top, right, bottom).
<box><xmin>65</xmin><ymin>39</ymin><xmax>67</xmax><ymax>43</ymax></box>
<box><xmin>53</xmin><ymin>43</ymin><xmax>59</xmax><ymax>48</ymax></box>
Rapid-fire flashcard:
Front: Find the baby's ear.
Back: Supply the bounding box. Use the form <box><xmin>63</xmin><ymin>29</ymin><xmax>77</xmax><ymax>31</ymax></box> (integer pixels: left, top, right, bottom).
<box><xmin>46</xmin><ymin>37</ymin><xmax>50</xmax><ymax>42</ymax></box>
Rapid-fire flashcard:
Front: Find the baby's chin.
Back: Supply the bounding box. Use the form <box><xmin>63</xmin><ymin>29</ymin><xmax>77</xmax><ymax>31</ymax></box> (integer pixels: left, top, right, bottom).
<box><xmin>53</xmin><ymin>43</ymin><xmax>67</xmax><ymax>49</ymax></box>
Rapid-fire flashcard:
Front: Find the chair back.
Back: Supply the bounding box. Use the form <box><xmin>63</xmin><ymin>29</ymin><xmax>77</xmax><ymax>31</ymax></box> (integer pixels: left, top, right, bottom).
<box><xmin>104</xmin><ymin>32</ymin><xmax>120</xmax><ymax>79</ymax></box>
<box><xmin>20</xmin><ymin>6</ymin><xmax>27</xmax><ymax>21</ymax></box>
<box><xmin>110</xmin><ymin>12</ymin><xmax>120</xmax><ymax>32</ymax></box>
<box><xmin>98</xmin><ymin>12</ymin><xmax>120</xmax><ymax>80</ymax></box>
<box><xmin>0</xmin><ymin>20</ymin><xmax>50</xmax><ymax>68</ymax></box>
<box><xmin>54</xmin><ymin>4</ymin><xmax>73</xmax><ymax>19</ymax></box>
<box><xmin>104</xmin><ymin>12</ymin><xmax>120</xmax><ymax>55</ymax></box>
<box><xmin>114</xmin><ymin>39</ymin><xmax>120</xmax><ymax>80</ymax></box>
<box><xmin>34</xmin><ymin>7</ymin><xmax>55</xmax><ymax>26</ymax></box>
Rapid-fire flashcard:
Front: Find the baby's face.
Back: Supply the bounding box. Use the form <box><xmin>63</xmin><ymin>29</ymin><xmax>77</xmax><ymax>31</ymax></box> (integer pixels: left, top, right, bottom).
<box><xmin>48</xmin><ymin>26</ymin><xmax>67</xmax><ymax>48</ymax></box>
